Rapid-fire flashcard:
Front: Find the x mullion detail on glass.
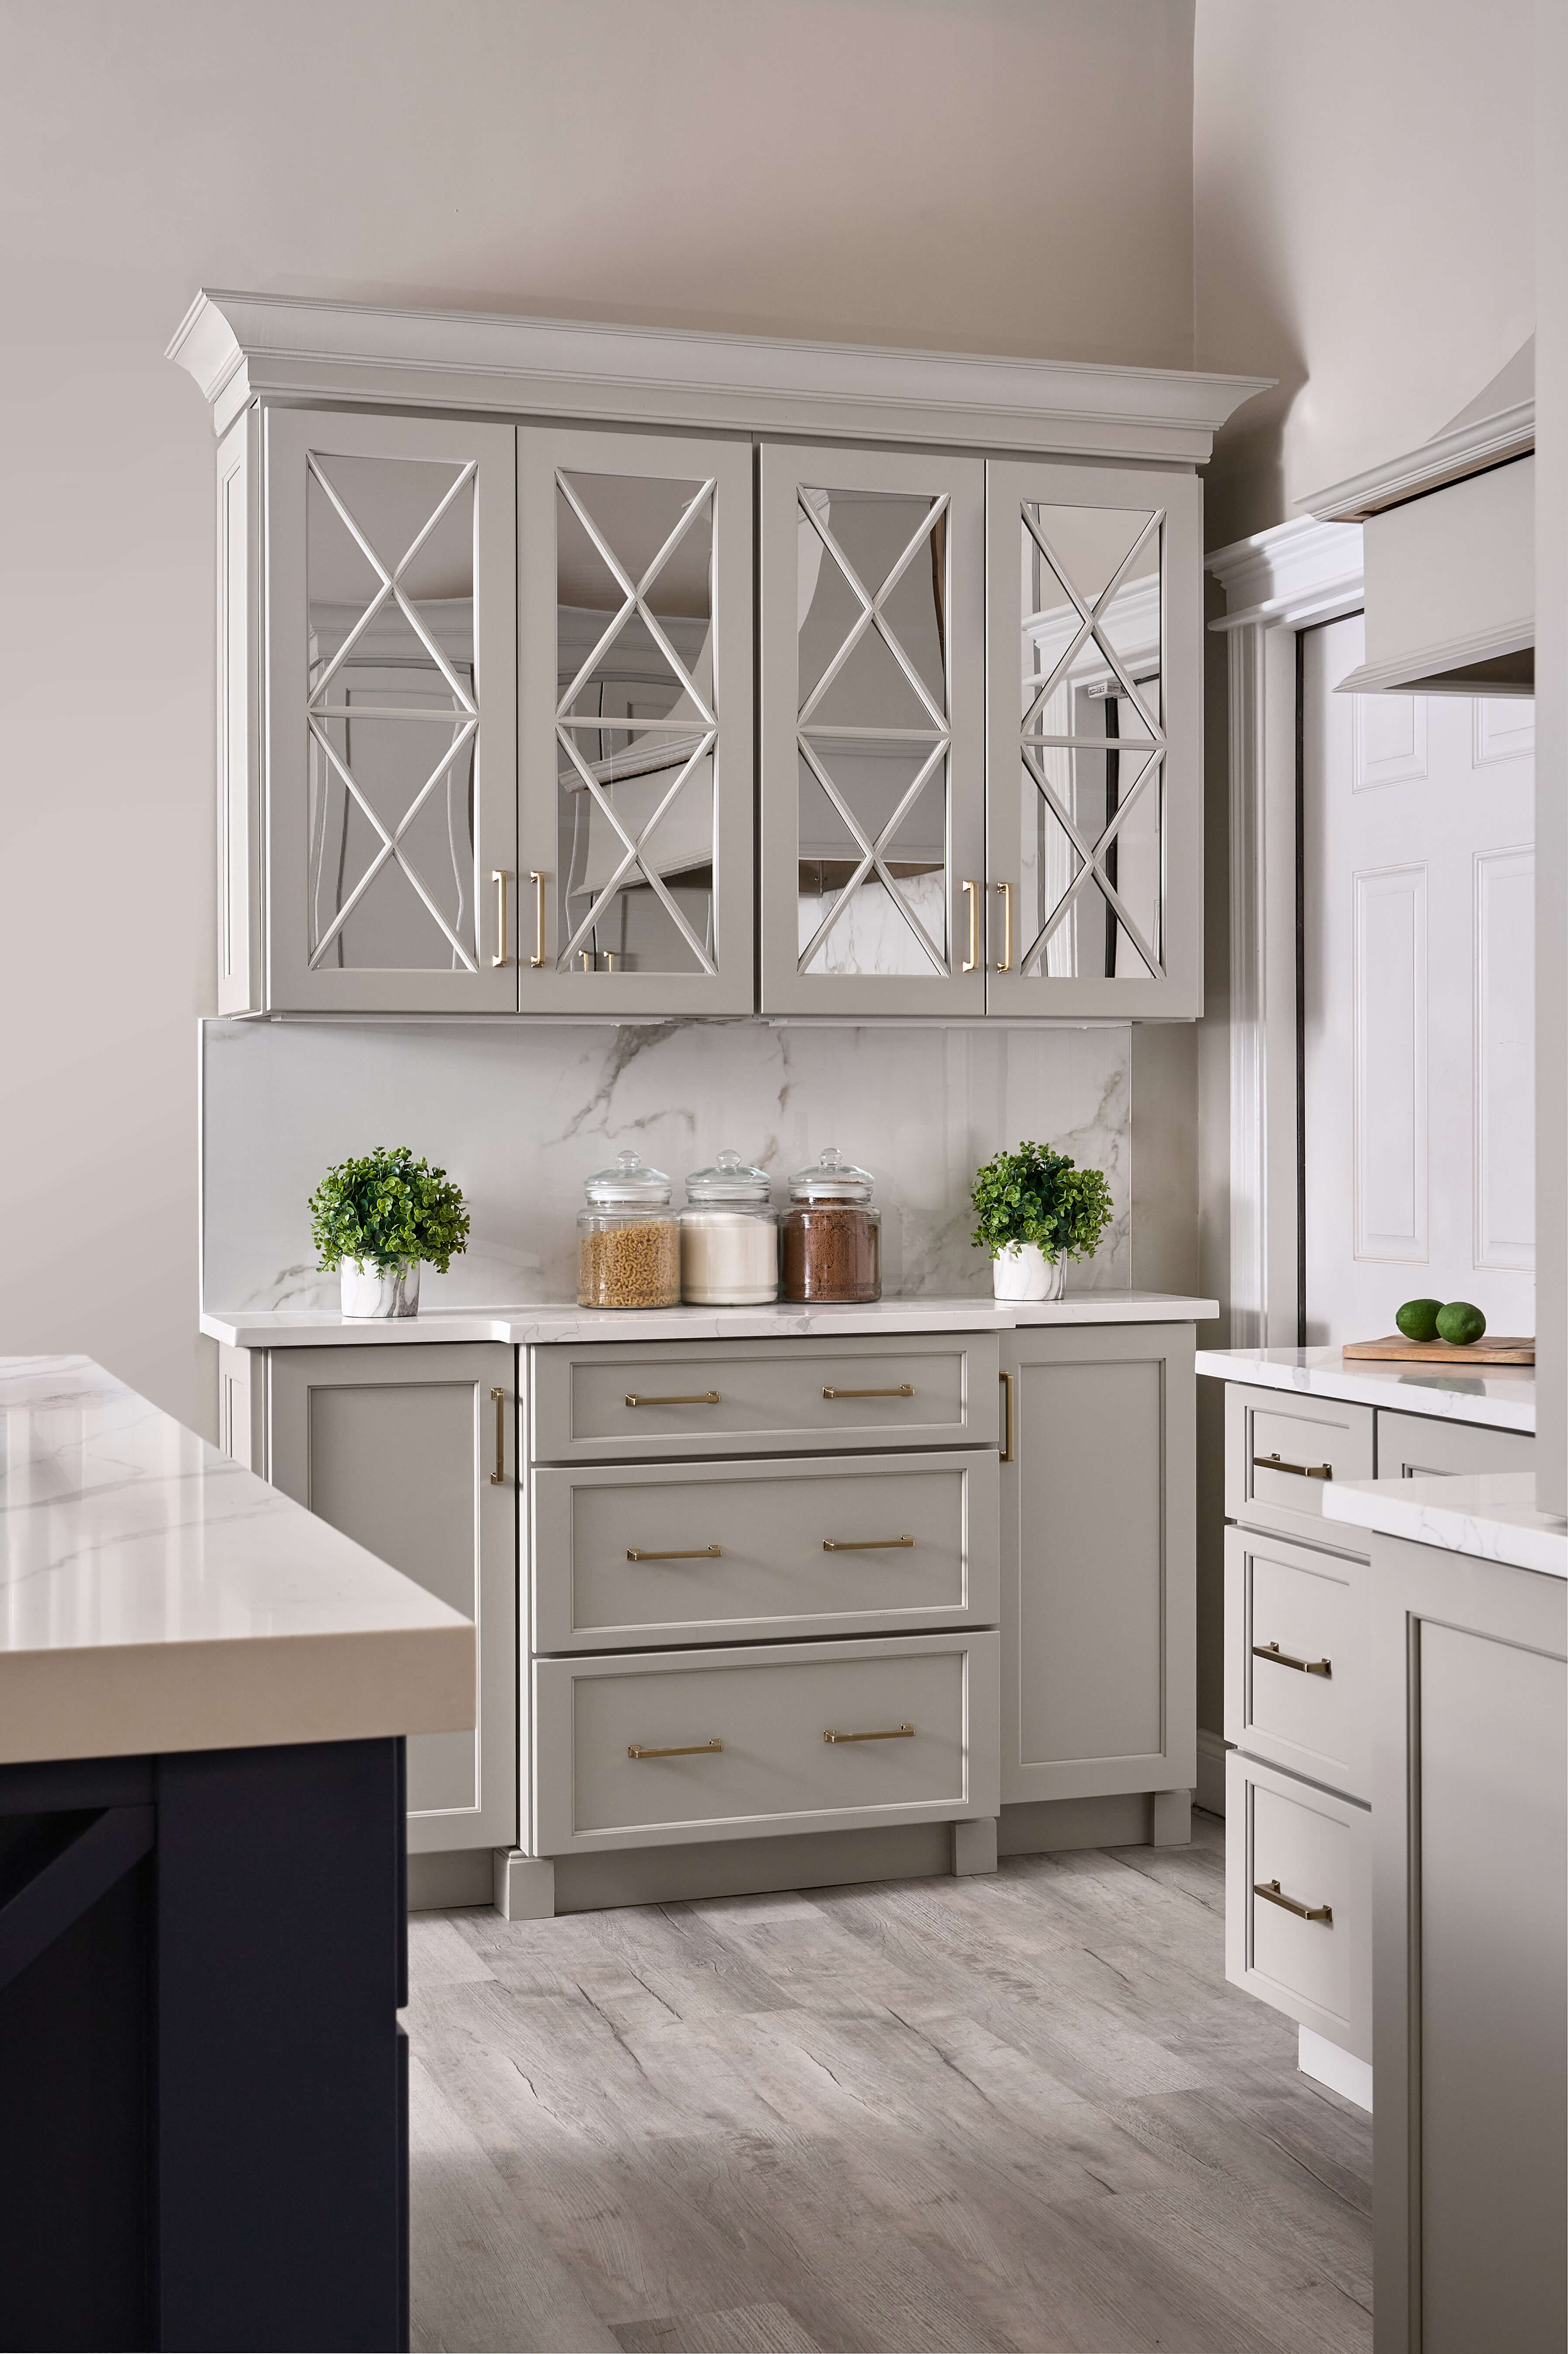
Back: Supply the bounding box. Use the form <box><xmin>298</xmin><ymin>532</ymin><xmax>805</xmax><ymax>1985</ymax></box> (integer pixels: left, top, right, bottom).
<box><xmin>307</xmin><ymin>713</ymin><xmax>479</xmax><ymax>970</ymax></box>
<box><xmin>555</xmin><ymin>473</ymin><xmax>716</xmax><ymax>724</ymax></box>
<box><xmin>555</xmin><ymin>723</ymin><xmax>719</xmax><ymax>976</ymax></box>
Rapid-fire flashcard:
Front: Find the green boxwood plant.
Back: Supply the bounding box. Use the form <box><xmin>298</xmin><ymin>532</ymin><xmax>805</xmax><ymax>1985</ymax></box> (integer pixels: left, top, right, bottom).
<box><xmin>309</xmin><ymin>1146</ymin><xmax>471</xmax><ymax>1275</ymax></box>
<box><xmin>970</xmin><ymin>1140</ymin><xmax>1114</xmax><ymax>1266</ymax></box>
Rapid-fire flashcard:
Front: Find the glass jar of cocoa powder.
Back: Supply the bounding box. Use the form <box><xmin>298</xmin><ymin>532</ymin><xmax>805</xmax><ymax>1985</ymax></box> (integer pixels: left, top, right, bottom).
<box><xmin>577</xmin><ymin>1150</ymin><xmax>681</xmax><ymax>1309</ymax></box>
<box><xmin>780</xmin><ymin>1146</ymin><xmax>881</xmax><ymax>1303</ymax></box>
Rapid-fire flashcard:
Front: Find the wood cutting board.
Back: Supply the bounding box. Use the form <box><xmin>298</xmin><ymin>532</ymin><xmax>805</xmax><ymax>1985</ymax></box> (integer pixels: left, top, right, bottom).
<box><xmin>1343</xmin><ymin>1334</ymin><xmax>1536</xmax><ymax>1365</ymax></box>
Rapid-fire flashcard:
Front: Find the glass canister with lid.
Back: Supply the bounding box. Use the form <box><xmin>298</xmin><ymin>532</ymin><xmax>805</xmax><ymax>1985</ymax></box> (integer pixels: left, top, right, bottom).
<box><xmin>577</xmin><ymin>1149</ymin><xmax>681</xmax><ymax>1309</ymax></box>
<box><xmin>780</xmin><ymin>1146</ymin><xmax>882</xmax><ymax>1303</ymax></box>
<box><xmin>680</xmin><ymin>1149</ymin><xmax>780</xmax><ymax>1305</ymax></box>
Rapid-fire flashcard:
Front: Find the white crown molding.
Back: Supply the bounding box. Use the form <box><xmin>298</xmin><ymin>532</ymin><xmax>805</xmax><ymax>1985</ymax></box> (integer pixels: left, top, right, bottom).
<box><xmin>1335</xmin><ymin>615</ymin><xmax>1534</xmax><ymax>696</ymax></box>
<box><xmin>1296</xmin><ymin>400</ymin><xmax>1534</xmax><ymax>523</ymax></box>
<box><xmin>1207</xmin><ymin>515</ymin><xmax>1364</xmax><ymax>631</ymax></box>
<box><xmin>167</xmin><ymin>288</ymin><xmax>1274</xmax><ymax>462</ymax></box>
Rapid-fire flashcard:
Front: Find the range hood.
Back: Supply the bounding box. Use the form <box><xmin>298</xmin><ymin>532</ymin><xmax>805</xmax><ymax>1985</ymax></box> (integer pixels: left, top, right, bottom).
<box><xmin>1299</xmin><ymin>339</ymin><xmax>1534</xmax><ymax>696</ymax></box>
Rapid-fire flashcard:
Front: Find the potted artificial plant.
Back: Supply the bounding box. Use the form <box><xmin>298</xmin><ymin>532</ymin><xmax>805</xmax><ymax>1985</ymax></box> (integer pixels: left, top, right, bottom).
<box><xmin>309</xmin><ymin>1146</ymin><xmax>471</xmax><ymax>1319</ymax></box>
<box><xmin>970</xmin><ymin>1140</ymin><xmax>1114</xmax><ymax>1302</ymax></box>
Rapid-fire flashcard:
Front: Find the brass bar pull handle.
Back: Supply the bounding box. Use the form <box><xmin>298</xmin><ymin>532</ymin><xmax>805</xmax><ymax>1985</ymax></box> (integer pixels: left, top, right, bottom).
<box><xmin>822</xmin><ymin>1384</ymin><xmax>914</xmax><ymax>1399</ymax></box>
<box><xmin>995</xmin><ymin>880</ymin><xmax>1012</xmax><ymax>972</ymax></box>
<box><xmin>962</xmin><ymin>878</ymin><xmax>981</xmax><ymax>972</ymax></box>
<box><xmin>1000</xmin><ymin>1368</ymin><xmax>1014</xmax><ymax>1463</ymax></box>
<box><xmin>528</xmin><ymin>870</ymin><xmax>546</xmax><ymax>967</ymax></box>
<box><xmin>625</xmin><ymin>1390</ymin><xmax>722</xmax><ymax>1408</ymax></box>
<box><xmin>824</xmin><ymin>1723</ymin><xmax>915</xmax><ymax>1744</ymax></box>
<box><xmin>626</xmin><ymin>1544</ymin><xmax>722</xmax><ymax>1562</ymax></box>
<box><xmin>491</xmin><ymin>871</ymin><xmax>508</xmax><ymax>967</ymax></box>
<box><xmin>1252</xmin><ymin>1452</ymin><xmax>1333</xmax><ymax>1481</ymax></box>
<box><xmin>628</xmin><ymin>1738</ymin><xmax>722</xmax><ymax>1760</ymax></box>
<box><xmin>488</xmin><ymin>1386</ymin><xmax>506</xmax><ymax>1484</ymax></box>
<box><xmin>1254</xmin><ymin>1878</ymin><xmax>1333</xmax><ymax>1925</ymax></box>
<box><xmin>1252</xmin><ymin>1640</ymin><xmax>1332</xmax><ymax>1678</ymax></box>
<box><xmin>822</xmin><ymin>1535</ymin><xmax>915</xmax><ymax>1551</ymax></box>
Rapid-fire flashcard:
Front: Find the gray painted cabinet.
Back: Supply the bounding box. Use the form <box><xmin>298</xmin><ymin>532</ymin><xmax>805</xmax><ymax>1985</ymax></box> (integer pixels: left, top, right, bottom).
<box><xmin>1369</xmin><ymin>1532</ymin><xmax>1566</xmax><ymax>2354</ymax></box>
<box><xmin>1000</xmin><ymin>1323</ymin><xmax>1196</xmax><ymax>1803</ymax></box>
<box><xmin>265</xmin><ymin>1343</ymin><xmax>518</xmax><ymax>1857</ymax></box>
<box><xmin>213</xmin><ymin>396</ymin><xmax>1205</xmax><ymax>1020</ymax></box>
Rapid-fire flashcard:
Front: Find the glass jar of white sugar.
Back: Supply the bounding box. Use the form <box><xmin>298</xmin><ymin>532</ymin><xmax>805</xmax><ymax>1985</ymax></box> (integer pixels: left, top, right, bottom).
<box><xmin>679</xmin><ymin>1150</ymin><xmax>779</xmax><ymax>1305</ymax></box>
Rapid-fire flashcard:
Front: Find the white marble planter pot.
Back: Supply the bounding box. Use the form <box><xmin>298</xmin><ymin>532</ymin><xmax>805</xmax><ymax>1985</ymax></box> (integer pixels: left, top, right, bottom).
<box><xmin>991</xmin><ymin>1243</ymin><xmax>1064</xmax><ymax>1302</ymax></box>
<box><xmin>340</xmin><ymin>1258</ymin><xmax>421</xmax><ymax>1319</ymax></box>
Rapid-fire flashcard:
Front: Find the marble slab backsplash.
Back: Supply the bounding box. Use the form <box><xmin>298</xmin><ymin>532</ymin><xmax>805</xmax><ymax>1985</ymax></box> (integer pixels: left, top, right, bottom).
<box><xmin>201</xmin><ymin>1020</ymin><xmax>1132</xmax><ymax>1311</ymax></box>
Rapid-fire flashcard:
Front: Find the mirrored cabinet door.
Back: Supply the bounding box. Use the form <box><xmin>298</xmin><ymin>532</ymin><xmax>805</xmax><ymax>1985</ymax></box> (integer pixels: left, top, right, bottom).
<box><xmin>985</xmin><ymin>460</ymin><xmax>1202</xmax><ymax>1017</ymax></box>
<box><xmin>759</xmin><ymin>444</ymin><xmax>985</xmax><ymax>1016</ymax></box>
<box><xmin>263</xmin><ymin>407</ymin><xmax>518</xmax><ymax>1010</ymax></box>
<box><xmin>517</xmin><ymin>427</ymin><xmax>754</xmax><ymax>1014</ymax></box>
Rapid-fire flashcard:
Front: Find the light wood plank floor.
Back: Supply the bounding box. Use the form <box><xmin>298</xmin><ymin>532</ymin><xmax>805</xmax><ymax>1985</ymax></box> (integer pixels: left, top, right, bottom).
<box><xmin>406</xmin><ymin>1815</ymin><xmax>1371</xmax><ymax>2354</ymax></box>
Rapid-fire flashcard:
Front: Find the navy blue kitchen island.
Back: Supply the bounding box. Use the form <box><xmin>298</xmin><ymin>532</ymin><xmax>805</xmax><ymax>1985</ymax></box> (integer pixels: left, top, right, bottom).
<box><xmin>0</xmin><ymin>1358</ymin><xmax>475</xmax><ymax>2354</ymax></box>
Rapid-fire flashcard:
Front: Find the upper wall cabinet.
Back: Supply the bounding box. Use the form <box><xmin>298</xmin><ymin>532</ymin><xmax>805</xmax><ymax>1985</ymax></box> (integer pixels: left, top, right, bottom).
<box><xmin>259</xmin><ymin>407</ymin><xmax>519</xmax><ymax>1014</ymax></box>
<box><xmin>181</xmin><ymin>292</ymin><xmax>1267</xmax><ymax>1022</ymax></box>
<box><xmin>518</xmin><ymin>427</ymin><xmax>754</xmax><ymax>1016</ymax></box>
<box><xmin>760</xmin><ymin>444</ymin><xmax>985</xmax><ymax>1017</ymax></box>
<box><xmin>987</xmin><ymin>462</ymin><xmax>1203</xmax><ymax>1017</ymax></box>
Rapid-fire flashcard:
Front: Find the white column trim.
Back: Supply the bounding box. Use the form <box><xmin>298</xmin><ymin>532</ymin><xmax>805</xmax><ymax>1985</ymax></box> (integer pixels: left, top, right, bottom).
<box><xmin>1207</xmin><ymin>518</ymin><xmax>1365</xmax><ymax>1348</ymax></box>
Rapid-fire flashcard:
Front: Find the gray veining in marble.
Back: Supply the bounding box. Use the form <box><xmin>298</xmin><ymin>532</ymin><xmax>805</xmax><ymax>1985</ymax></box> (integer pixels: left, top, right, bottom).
<box><xmin>1195</xmin><ymin>1344</ymin><xmax>1537</xmax><ymax>1434</ymax></box>
<box><xmin>201</xmin><ymin>1018</ymin><xmax>1133</xmax><ymax>1314</ymax></box>
<box><xmin>1324</xmin><ymin>1471</ymin><xmax>1568</xmax><ymax>1580</ymax></box>
<box><xmin>0</xmin><ymin>1354</ymin><xmax>473</xmax><ymax>1764</ymax></box>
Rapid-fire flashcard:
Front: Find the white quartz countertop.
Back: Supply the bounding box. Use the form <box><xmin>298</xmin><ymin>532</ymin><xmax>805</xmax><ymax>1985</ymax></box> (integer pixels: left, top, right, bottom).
<box><xmin>1194</xmin><ymin>1344</ymin><xmax>1535</xmax><ymax>1434</ymax></box>
<box><xmin>1323</xmin><ymin>1472</ymin><xmax>1568</xmax><ymax>1581</ymax></box>
<box><xmin>202</xmin><ymin>1290</ymin><xmax>1219</xmax><ymax>1351</ymax></box>
<box><xmin>0</xmin><ymin>1355</ymin><xmax>475</xmax><ymax>1767</ymax></box>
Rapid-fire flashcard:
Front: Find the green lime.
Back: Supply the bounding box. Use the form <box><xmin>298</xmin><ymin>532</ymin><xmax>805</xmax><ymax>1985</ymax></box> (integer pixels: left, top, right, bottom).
<box><xmin>1436</xmin><ymin>1301</ymin><xmax>1487</xmax><ymax>1346</ymax></box>
<box><xmin>1396</xmin><ymin>1298</ymin><xmax>1443</xmax><ymax>1342</ymax></box>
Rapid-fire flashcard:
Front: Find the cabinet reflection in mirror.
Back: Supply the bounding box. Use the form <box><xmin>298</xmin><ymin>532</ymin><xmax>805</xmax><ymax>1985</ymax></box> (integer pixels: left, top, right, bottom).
<box><xmin>306</xmin><ymin>449</ymin><xmax>481</xmax><ymax>972</ymax></box>
<box><xmin>554</xmin><ymin>468</ymin><xmax>718</xmax><ymax>977</ymax></box>
<box><xmin>794</xmin><ymin>485</ymin><xmax>953</xmax><ymax>979</ymax></box>
<box><xmin>1018</xmin><ymin>500</ymin><xmax>1165</xmax><ymax>983</ymax></box>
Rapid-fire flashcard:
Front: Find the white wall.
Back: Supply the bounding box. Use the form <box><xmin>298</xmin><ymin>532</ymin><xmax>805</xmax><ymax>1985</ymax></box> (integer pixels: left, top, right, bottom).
<box><xmin>1195</xmin><ymin>0</ymin><xmax>1535</xmax><ymax>543</ymax></box>
<box><xmin>0</xmin><ymin>0</ymin><xmax>1196</xmax><ymax>1431</ymax></box>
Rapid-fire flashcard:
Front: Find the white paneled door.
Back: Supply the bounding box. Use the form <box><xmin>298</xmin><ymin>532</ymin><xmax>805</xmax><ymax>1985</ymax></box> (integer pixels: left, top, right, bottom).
<box><xmin>1302</xmin><ymin>616</ymin><xmax>1535</xmax><ymax>1344</ymax></box>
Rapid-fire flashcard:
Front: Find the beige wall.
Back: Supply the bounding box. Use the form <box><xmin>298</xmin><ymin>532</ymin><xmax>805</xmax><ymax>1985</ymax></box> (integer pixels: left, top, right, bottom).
<box><xmin>1195</xmin><ymin>0</ymin><xmax>1535</xmax><ymax>544</ymax></box>
<box><xmin>0</xmin><ymin>0</ymin><xmax>1196</xmax><ymax>1429</ymax></box>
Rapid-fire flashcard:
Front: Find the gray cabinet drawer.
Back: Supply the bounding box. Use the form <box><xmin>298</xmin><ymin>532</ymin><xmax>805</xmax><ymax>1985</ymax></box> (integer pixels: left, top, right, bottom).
<box><xmin>529</xmin><ymin>1332</ymin><xmax>999</xmax><ymax>1462</ymax></box>
<box><xmin>1224</xmin><ymin>1382</ymin><xmax>1374</xmax><ymax>1547</ymax></box>
<box><xmin>532</xmin><ymin>1450</ymin><xmax>998</xmax><ymax>1651</ymax></box>
<box><xmin>531</xmin><ymin>1630</ymin><xmax>1000</xmax><ymax>1854</ymax></box>
<box><xmin>1376</xmin><ymin>1407</ymin><xmax>1535</xmax><ymax>1479</ymax></box>
<box><xmin>1226</xmin><ymin>1751</ymin><xmax>1370</xmax><ymax>2061</ymax></box>
<box><xmin>1224</xmin><ymin>1525</ymin><xmax>1366</xmax><ymax>1801</ymax></box>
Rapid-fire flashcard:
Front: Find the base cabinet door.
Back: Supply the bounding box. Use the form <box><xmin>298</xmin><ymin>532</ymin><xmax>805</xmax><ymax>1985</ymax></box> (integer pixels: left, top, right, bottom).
<box><xmin>1370</xmin><ymin>1533</ymin><xmax>1567</xmax><ymax>2354</ymax></box>
<box><xmin>1000</xmin><ymin>1323</ymin><xmax>1195</xmax><ymax>1802</ymax></box>
<box><xmin>267</xmin><ymin>1343</ymin><xmax>517</xmax><ymax>1854</ymax></box>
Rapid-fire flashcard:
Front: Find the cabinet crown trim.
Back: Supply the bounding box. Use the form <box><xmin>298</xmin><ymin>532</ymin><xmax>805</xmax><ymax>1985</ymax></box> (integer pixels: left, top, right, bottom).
<box><xmin>168</xmin><ymin>288</ymin><xmax>1273</xmax><ymax>459</ymax></box>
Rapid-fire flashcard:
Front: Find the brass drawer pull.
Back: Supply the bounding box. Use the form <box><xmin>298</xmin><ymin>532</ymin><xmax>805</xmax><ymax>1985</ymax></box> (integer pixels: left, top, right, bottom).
<box><xmin>822</xmin><ymin>1535</ymin><xmax>915</xmax><ymax>1551</ymax></box>
<box><xmin>995</xmin><ymin>879</ymin><xmax>1012</xmax><ymax>972</ymax></box>
<box><xmin>962</xmin><ymin>878</ymin><xmax>981</xmax><ymax>972</ymax></box>
<box><xmin>824</xmin><ymin>1723</ymin><xmax>915</xmax><ymax>1744</ymax></box>
<box><xmin>626</xmin><ymin>1544</ymin><xmax>722</xmax><ymax>1562</ymax></box>
<box><xmin>1253</xmin><ymin>1877</ymin><xmax>1332</xmax><ymax>1925</ymax></box>
<box><xmin>1253</xmin><ymin>1640</ymin><xmax>1331</xmax><ymax>1678</ymax></box>
<box><xmin>1253</xmin><ymin>1451</ymin><xmax>1333</xmax><ymax>1481</ymax></box>
<box><xmin>625</xmin><ymin>1390</ymin><xmax>722</xmax><ymax>1408</ymax></box>
<box><xmin>822</xmin><ymin>1384</ymin><xmax>914</xmax><ymax>1399</ymax></box>
<box><xmin>628</xmin><ymin>1737</ymin><xmax>723</xmax><ymax>1760</ymax></box>
<box><xmin>528</xmin><ymin>869</ymin><xmax>546</xmax><ymax>967</ymax></box>
<box><xmin>491</xmin><ymin>870</ymin><xmax>508</xmax><ymax>967</ymax></box>
<box><xmin>489</xmin><ymin>1386</ymin><xmax>506</xmax><ymax>1484</ymax></box>
<box><xmin>1000</xmin><ymin>1368</ymin><xmax>1014</xmax><ymax>1463</ymax></box>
